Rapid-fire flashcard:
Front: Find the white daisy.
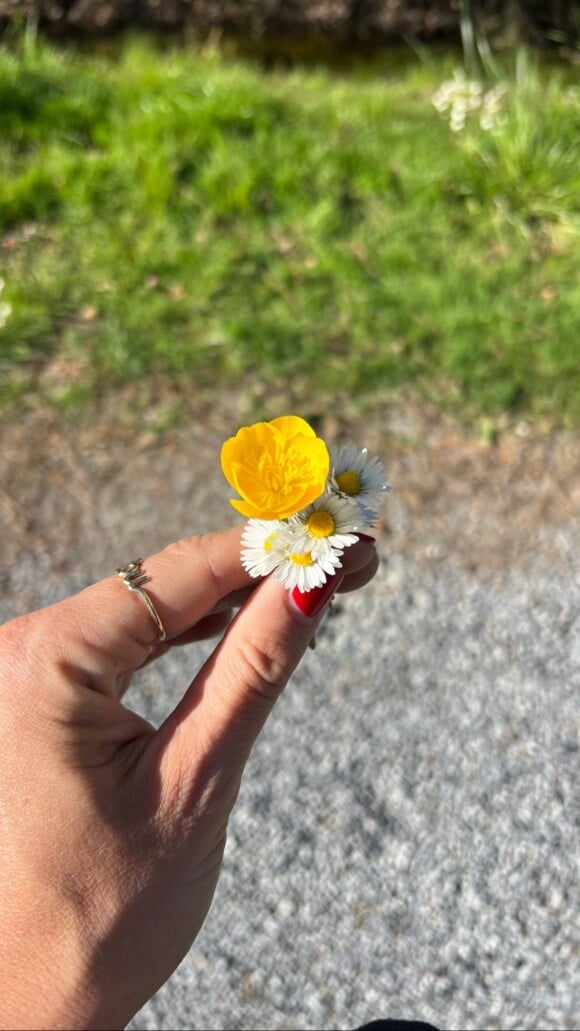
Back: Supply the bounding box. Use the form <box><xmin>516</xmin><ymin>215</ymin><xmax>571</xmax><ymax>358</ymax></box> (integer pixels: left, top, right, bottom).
<box><xmin>289</xmin><ymin>492</ymin><xmax>360</xmax><ymax>559</ymax></box>
<box><xmin>273</xmin><ymin>543</ymin><xmax>343</xmax><ymax>593</ymax></box>
<box><xmin>328</xmin><ymin>444</ymin><xmax>390</xmax><ymax>521</ymax></box>
<box><xmin>241</xmin><ymin>519</ymin><xmax>287</xmax><ymax>579</ymax></box>
<box><xmin>241</xmin><ymin>518</ymin><xmax>344</xmax><ymax>591</ymax></box>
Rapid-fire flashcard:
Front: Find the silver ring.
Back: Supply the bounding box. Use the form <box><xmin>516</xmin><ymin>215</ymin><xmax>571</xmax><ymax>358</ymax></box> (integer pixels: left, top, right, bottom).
<box><xmin>115</xmin><ymin>559</ymin><xmax>167</xmax><ymax>643</ymax></box>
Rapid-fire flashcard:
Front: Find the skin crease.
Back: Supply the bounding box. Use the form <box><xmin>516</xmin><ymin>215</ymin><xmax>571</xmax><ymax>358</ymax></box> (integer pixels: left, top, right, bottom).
<box><xmin>0</xmin><ymin>527</ymin><xmax>378</xmax><ymax>1031</ymax></box>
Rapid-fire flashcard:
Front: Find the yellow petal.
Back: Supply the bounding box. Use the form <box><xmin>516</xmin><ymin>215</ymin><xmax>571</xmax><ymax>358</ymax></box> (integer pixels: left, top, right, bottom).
<box><xmin>269</xmin><ymin>415</ymin><xmax>316</xmax><ymax>440</ymax></box>
<box><xmin>221</xmin><ymin>416</ymin><xmax>329</xmax><ymax>521</ymax></box>
<box><xmin>229</xmin><ymin>497</ymin><xmax>265</xmax><ymax>518</ymax></box>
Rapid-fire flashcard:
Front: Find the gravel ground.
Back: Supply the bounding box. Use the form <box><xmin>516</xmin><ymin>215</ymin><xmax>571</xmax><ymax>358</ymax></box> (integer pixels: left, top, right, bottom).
<box><xmin>132</xmin><ymin>549</ymin><xmax>579</xmax><ymax>1031</ymax></box>
<box><xmin>1</xmin><ymin>404</ymin><xmax>579</xmax><ymax>1030</ymax></box>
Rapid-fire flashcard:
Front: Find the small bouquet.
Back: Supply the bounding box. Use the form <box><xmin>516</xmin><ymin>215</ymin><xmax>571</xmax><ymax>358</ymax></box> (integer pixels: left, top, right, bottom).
<box><xmin>221</xmin><ymin>415</ymin><xmax>389</xmax><ymax>593</ymax></box>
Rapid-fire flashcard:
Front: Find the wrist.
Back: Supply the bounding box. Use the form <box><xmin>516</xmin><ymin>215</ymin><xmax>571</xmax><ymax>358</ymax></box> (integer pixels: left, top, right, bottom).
<box><xmin>0</xmin><ymin>887</ymin><xmax>127</xmax><ymax>1031</ymax></box>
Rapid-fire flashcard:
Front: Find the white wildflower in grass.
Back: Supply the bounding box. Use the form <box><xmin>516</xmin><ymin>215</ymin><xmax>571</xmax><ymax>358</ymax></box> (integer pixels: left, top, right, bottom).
<box><xmin>241</xmin><ymin>519</ymin><xmax>287</xmax><ymax>579</ymax></box>
<box><xmin>290</xmin><ymin>492</ymin><xmax>360</xmax><ymax>559</ymax></box>
<box><xmin>432</xmin><ymin>72</ymin><xmax>507</xmax><ymax>134</ymax></box>
<box><xmin>329</xmin><ymin>444</ymin><xmax>390</xmax><ymax>522</ymax></box>
<box><xmin>479</xmin><ymin>83</ymin><xmax>507</xmax><ymax>133</ymax></box>
<box><xmin>273</xmin><ymin>542</ymin><xmax>343</xmax><ymax>593</ymax></box>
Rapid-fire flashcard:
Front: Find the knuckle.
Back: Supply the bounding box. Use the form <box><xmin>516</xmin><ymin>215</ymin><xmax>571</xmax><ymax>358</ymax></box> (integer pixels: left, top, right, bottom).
<box><xmin>0</xmin><ymin>611</ymin><xmax>45</xmax><ymax>673</ymax></box>
<box><xmin>0</xmin><ymin>611</ymin><xmax>60</xmax><ymax>715</ymax></box>
<box><xmin>160</xmin><ymin>534</ymin><xmax>222</xmax><ymax>597</ymax></box>
<box><xmin>236</xmin><ymin>632</ymin><xmax>290</xmax><ymax>702</ymax></box>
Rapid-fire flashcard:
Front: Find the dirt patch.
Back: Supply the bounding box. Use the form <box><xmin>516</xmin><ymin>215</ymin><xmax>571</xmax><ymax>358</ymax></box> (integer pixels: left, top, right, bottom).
<box><xmin>2</xmin><ymin>390</ymin><xmax>578</xmax><ymax>601</ymax></box>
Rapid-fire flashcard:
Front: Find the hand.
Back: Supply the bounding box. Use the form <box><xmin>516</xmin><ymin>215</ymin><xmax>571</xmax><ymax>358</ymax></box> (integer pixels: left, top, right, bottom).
<box><xmin>0</xmin><ymin>527</ymin><xmax>378</xmax><ymax>1030</ymax></box>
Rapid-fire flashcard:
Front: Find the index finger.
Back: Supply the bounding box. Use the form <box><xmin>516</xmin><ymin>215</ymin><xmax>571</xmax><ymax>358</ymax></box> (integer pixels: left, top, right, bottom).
<box><xmin>45</xmin><ymin>528</ymin><xmax>252</xmax><ymax>688</ymax></box>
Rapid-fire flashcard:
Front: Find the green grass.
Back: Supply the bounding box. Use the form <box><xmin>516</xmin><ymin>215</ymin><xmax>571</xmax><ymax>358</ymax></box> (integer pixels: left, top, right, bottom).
<box><xmin>0</xmin><ymin>31</ymin><xmax>579</xmax><ymax>427</ymax></box>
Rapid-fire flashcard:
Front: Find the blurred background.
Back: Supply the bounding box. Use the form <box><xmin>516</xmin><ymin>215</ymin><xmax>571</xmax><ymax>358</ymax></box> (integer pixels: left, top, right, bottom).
<box><xmin>1</xmin><ymin>1</ymin><xmax>579</xmax><ymax>433</ymax></box>
<box><xmin>1</xmin><ymin>5</ymin><xmax>579</xmax><ymax>1030</ymax></box>
<box><xmin>1</xmin><ymin>0</ymin><xmax>579</xmax><ymax>578</ymax></box>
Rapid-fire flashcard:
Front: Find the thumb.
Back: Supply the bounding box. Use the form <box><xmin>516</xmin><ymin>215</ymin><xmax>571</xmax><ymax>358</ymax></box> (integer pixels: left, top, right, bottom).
<box><xmin>155</xmin><ymin>569</ymin><xmax>342</xmax><ymax>803</ymax></box>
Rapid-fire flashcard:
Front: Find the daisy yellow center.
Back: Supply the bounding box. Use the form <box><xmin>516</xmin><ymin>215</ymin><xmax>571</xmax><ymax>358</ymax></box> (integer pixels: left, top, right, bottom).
<box><xmin>289</xmin><ymin>551</ymin><xmax>315</xmax><ymax>567</ymax></box>
<box><xmin>336</xmin><ymin>470</ymin><xmax>361</xmax><ymax>496</ymax></box>
<box><xmin>306</xmin><ymin>511</ymin><xmax>336</xmax><ymax>538</ymax></box>
<box><xmin>263</xmin><ymin>534</ymin><xmax>277</xmax><ymax>552</ymax></box>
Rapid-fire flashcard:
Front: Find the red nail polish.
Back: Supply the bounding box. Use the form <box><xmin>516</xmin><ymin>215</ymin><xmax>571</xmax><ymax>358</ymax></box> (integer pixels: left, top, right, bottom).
<box><xmin>290</xmin><ymin>573</ymin><xmax>344</xmax><ymax>620</ymax></box>
<box><xmin>356</xmin><ymin>533</ymin><xmax>376</xmax><ymax>543</ymax></box>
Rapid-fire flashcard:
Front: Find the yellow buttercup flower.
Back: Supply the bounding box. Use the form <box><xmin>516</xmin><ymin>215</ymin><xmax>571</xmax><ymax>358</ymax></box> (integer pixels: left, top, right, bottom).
<box><xmin>221</xmin><ymin>415</ymin><xmax>330</xmax><ymax>520</ymax></box>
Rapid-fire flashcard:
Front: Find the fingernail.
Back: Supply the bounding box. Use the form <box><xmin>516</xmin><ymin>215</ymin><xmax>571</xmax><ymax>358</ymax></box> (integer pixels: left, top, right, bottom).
<box><xmin>290</xmin><ymin>573</ymin><xmax>344</xmax><ymax>620</ymax></box>
<box><xmin>356</xmin><ymin>533</ymin><xmax>376</xmax><ymax>543</ymax></box>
